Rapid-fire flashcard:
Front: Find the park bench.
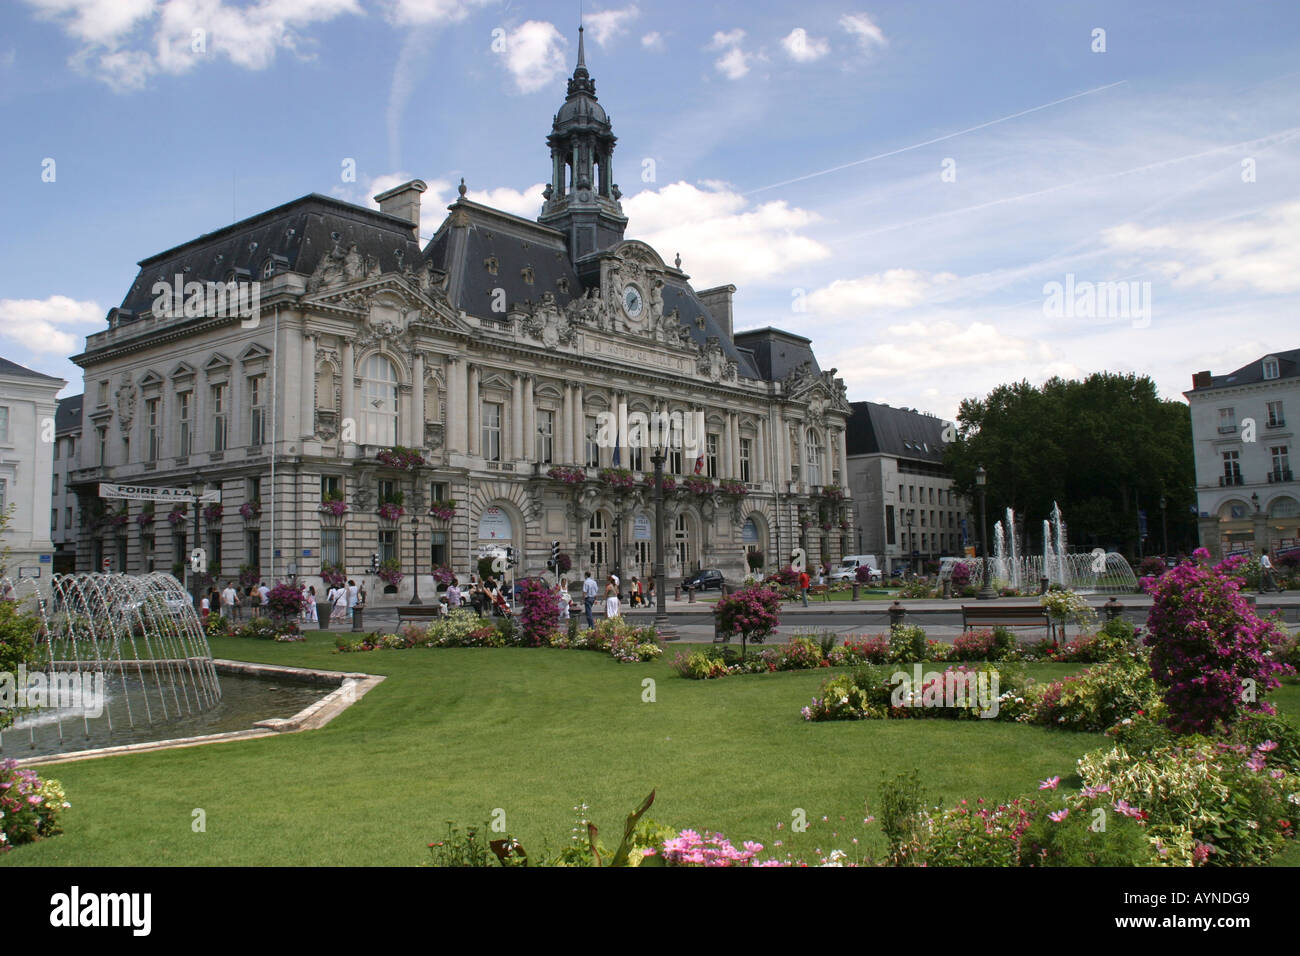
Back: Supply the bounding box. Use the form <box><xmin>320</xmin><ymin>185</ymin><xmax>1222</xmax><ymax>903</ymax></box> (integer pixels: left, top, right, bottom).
<box><xmin>960</xmin><ymin>604</ymin><xmax>1050</xmax><ymax>634</ymax></box>
<box><xmin>807</xmin><ymin>584</ymin><xmax>831</xmax><ymax>602</ymax></box>
<box><xmin>396</xmin><ymin>605</ymin><xmax>444</xmax><ymax>624</ymax></box>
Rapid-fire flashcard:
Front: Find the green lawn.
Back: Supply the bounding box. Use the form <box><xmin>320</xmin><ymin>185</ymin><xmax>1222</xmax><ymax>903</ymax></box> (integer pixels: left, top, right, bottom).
<box><xmin>5</xmin><ymin>633</ymin><xmax>1298</xmax><ymax>866</ymax></box>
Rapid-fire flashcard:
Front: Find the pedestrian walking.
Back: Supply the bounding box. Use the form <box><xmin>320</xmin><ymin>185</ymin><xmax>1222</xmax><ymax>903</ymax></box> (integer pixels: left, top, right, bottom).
<box><xmin>582</xmin><ymin>571</ymin><xmax>598</xmax><ymax>627</ymax></box>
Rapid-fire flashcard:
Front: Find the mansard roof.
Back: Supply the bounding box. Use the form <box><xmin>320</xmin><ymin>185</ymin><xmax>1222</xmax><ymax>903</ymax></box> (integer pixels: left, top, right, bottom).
<box><xmin>113</xmin><ymin>194</ymin><xmax>425</xmax><ymax>317</ymax></box>
<box><xmin>846</xmin><ymin>401</ymin><xmax>949</xmax><ymax>464</ymax></box>
<box><xmin>734</xmin><ymin>328</ymin><xmax>821</xmax><ymax>383</ymax></box>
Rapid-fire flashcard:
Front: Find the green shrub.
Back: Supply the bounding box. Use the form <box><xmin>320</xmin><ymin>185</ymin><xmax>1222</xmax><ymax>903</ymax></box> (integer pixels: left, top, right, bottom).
<box><xmin>1027</xmin><ymin>656</ymin><xmax>1161</xmax><ymax>732</ymax></box>
<box><xmin>889</xmin><ymin>624</ymin><xmax>928</xmax><ymax>663</ymax></box>
<box><xmin>877</xmin><ymin>769</ymin><xmax>927</xmax><ymax>865</ymax></box>
<box><xmin>0</xmin><ymin>760</ymin><xmax>70</xmax><ymax>851</ymax></box>
<box><xmin>0</xmin><ymin>602</ymin><xmax>41</xmax><ymax>731</ymax></box>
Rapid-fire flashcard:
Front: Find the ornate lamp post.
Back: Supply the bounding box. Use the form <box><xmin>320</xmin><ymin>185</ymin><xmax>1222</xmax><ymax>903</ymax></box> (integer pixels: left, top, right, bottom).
<box><xmin>976</xmin><ymin>465</ymin><xmax>997</xmax><ymax>600</ymax></box>
<box><xmin>651</xmin><ymin>440</ymin><xmax>674</xmax><ymax>638</ymax></box>
<box><xmin>409</xmin><ymin>513</ymin><xmax>422</xmax><ymax>605</ymax></box>
<box><xmin>189</xmin><ymin>475</ymin><xmax>205</xmax><ymax>611</ymax></box>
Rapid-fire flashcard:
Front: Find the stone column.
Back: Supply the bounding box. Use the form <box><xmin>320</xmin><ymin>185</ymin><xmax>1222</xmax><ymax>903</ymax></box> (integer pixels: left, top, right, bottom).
<box><xmin>511</xmin><ymin>372</ymin><xmax>524</xmax><ymax>461</ymax></box>
<box><xmin>573</xmin><ymin>384</ymin><xmax>584</xmax><ymax>466</ymax></box>
<box><xmin>468</xmin><ymin>364</ymin><xmax>481</xmax><ymax>457</ymax></box>
<box><xmin>524</xmin><ymin>375</ymin><xmax>536</xmax><ymax>463</ymax></box>
<box><xmin>562</xmin><ymin>384</ymin><xmax>573</xmax><ymax>464</ymax></box>
<box><xmin>301</xmin><ymin>331</ymin><xmax>315</xmax><ymax>440</ymax></box>
<box><xmin>731</xmin><ymin>412</ymin><xmax>741</xmax><ymax>481</ymax></box>
<box><xmin>340</xmin><ymin>339</ymin><xmax>355</xmax><ymax>445</ymax></box>
<box><xmin>411</xmin><ymin>352</ymin><xmax>425</xmax><ymax>448</ymax></box>
<box><xmin>755</xmin><ymin>419</ymin><xmax>765</xmax><ymax>483</ymax></box>
<box><xmin>836</xmin><ymin>426</ymin><xmax>848</xmax><ymax>487</ymax></box>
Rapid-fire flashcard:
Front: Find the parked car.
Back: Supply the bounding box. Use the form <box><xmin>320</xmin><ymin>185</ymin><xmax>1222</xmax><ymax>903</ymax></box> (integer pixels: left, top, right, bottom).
<box><xmin>681</xmin><ymin>569</ymin><xmax>724</xmax><ymax>591</ymax></box>
<box><xmin>829</xmin><ymin>554</ymin><xmax>882</xmax><ymax>583</ymax></box>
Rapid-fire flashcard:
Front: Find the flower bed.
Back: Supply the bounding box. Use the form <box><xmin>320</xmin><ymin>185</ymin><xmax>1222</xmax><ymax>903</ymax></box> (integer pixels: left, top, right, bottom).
<box><xmin>1</xmin><ymin>760</ymin><xmax>70</xmax><ymax>852</ymax></box>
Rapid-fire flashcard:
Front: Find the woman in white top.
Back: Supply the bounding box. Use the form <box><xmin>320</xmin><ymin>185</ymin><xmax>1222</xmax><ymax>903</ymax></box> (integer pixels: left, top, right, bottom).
<box><xmin>303</xmin><ymin>585</ymin><xmax>318</xmax><ymax>623</ymax></box>
<box><xmin>556</xmin><ymin>578</ymin><xmax>570</xmax><ymax>619</ymax></box>
<box><xmin>330</xmin><ymin>585</ymin><xmax>348</xmax><ymax>623</ymax></box>
<box><xmin>605</xmin><ymin>575</ymin><xmax>620</xmax><ymax>619</ymax></box>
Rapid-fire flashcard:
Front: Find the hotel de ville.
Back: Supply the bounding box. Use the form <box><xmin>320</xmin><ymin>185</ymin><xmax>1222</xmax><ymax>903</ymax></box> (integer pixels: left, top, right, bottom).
<box><xmin>68</xmin><ymin>31</ymin><xmax>855</xmax><ymax>597</ymax></box>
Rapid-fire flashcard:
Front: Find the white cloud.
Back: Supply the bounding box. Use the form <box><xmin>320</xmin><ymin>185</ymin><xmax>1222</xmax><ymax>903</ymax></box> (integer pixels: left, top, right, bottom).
<box><xmin>835</xmin><ymin>320</ymin><xmax>1048</xmax><ymax>378</ymax></box>
<box><xmin>840</xmin><ymin>12</ymin><xmax>887</xmax><ymax>51</ymax></box>
<box><xmin>499</xmin><ymin>19</ymin><xmax>567</xmax><ymax>94</ymax></box>
<box><xmin>1101</xmin><ymin>200</ymin><xmax>1300</xmax><ymax>294</ymax></box>
<box><xmin>806</xmin><ymin>269</ymin><xmax>959</xmax><ymax>315</ymax></box>
<box><xmin>623</xmin><ymin>180</ymin><xmax>829</xmax><ymax>286</ymax></box>
<box><xmin>584</xmin><ymin>5</ymin><xmax>638</xmax><ymax>47</ymax></box>
<box><xmin>708</xmin><ymin>28</ymin><xmax>745</xmax><ymax>50</ymax></box>
<box><xmin>641</xmin><ymin>31</ymin><xmax>663</xmax><ymax>51</ymax></box>
<box><xmin>715</xmin><ymin>46</ymin><xmax>748</xmax><ymax>80</ymax></box>
<box><xmin>0</xmin><ymin>295</ymin><xmax>102</xmax><ymax>355</ymax></box>
<box><xmin>26</xmin><ymin>0</ymin><xmax>366</xmax><ymax>90</ymax></box>
<box><xmin>780</xmin><ymin>27</ymin><xmax>828</xmax><ymax>63</ymax></box>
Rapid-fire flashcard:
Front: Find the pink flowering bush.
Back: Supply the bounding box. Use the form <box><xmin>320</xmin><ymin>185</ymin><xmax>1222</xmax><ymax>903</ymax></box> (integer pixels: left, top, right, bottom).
<box><xmin>597</xmin><ymin>467</ymin><xmax>635</xmax><ymax>492</ymax></box>
<box><xmin>1143</xmin><ymin>555</ymin><xmax>1292</xmax><ymax>734</ymax></box>
<box><xmin>376</xmin><ymin>445</ymin><xmax>425</xmax><ymax>470</ymax></box>
<box><xmin>517</xmin><ymin>576</ymin><xmax>560</xmax><ymax>647</ymax></box>
<box><xmin>713</xmin><ymin>585</ymin><xmax>782</xmax><ymax>654</ymax></box>
<box><xmin>0</xmin><ymin>760</ymin><xmax>70</xmax><ymax>851</ymax></box>
<box><xmin>681</xmin><ymin>475</ymin><xmax>715</xmax><ymax>497</ymax></box>
<box><xmin>650</xmin><ymin>829</ymin><xmax>766</xmax><ymax>866</ymax></box>
<box><xmin>428</xmin><ymin>499</ymin><xmax>456</xmax><ymax>521</ymax></box>
<box><xmin>718</xmin><ymin>479</ymin><xmax>747</xmax><ymax>496</ymax></box>
<box><xmin>547</xmin><ymin>466</ymin><xmax>586</xmax><ymax>485</ymax></box>
<box><xmin>266</xmin><ymin>582</ymin><xmax>307</xmax><ymax>619</ymax></box>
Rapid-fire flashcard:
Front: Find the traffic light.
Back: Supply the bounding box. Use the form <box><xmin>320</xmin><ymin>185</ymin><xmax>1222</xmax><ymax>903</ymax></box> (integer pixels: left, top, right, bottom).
<box><xmin>506</xmin><ymin>546</ymin><xmax>518</xmax><ymax>567</ymax></box>
<box><xmin>549</xmin><ymin>540</ymin><xmax>559</xmax><ymax>572</ymax></box>
<box><xmin>370</xmin><ymin>552</ymin><xmax>380</xmax><ymax>572</ymax></box>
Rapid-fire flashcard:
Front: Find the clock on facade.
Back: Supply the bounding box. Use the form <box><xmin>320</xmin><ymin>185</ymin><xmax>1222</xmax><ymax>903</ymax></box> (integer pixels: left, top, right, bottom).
<box><xmin>622</xmin><ymin>285</ymin><xmax>643</xmax><ymax>318</ymax></box>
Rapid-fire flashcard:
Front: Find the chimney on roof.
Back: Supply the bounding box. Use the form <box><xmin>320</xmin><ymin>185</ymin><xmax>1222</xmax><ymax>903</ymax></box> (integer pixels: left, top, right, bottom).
<box><xmin>374</xmin><ymin>179</ymin><xmax>428</xmax><ymax>240</ymax></box>
<box><xmin>1192</xmin><ymin>370</ymin><xmax>1212</xmax><ymax>389</ymax></box>
<box><xmin>696</xmin><ymin>285</ymin><xmax>737</xmax><ymax>342</ymax></box>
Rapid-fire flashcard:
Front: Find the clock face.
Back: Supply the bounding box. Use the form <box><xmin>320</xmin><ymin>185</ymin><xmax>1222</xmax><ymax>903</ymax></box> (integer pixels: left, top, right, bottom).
<box><xmin>623</xmin><ymin>285</ymin><xmax>644</xmax><ymax>318</ymax></box>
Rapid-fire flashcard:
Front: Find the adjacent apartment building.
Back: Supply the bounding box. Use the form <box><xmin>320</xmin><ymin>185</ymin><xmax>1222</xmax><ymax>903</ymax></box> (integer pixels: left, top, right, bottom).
<box><xmin>845</xmin><ymin>401</ymin><xmax>971</xmax><ymax>576</ymax></box>
<box><xmin>51</xmin><ymin>393</ymin><xmax>83</xmax><ymax>572</ymax></box>
<box><xmin>0</xmin><ymin>357</ymin><xmax>66</xmax><ymax>582</ymax></box>
<box><xmin>1185</xmin><ymin>349</ymin><xmax>1300</xmax><ymax>558</ymax></box>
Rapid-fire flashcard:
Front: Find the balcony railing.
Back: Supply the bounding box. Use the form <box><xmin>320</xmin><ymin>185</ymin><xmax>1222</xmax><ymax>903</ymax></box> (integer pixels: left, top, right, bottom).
<box><xmin>1217</xmin><ymin>424</ymin><xmax>1238</xmax><ymax>434</ymax></box>
<box><xmin>1219</xmin><ymin>473</ymin><xmax>1244</xmax><ymax>486</ymax></box>
<box><xmin>1268</xmin><ymin>468</ymin><xmax>1294</xmax><ymax>483</ymax></box>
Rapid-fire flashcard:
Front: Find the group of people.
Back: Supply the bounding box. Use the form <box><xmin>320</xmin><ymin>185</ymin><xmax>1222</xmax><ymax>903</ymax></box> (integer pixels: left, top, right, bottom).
<box><xmin>204</xmin><ymin>580</ymin><xmax>272</xmax><ymax>623</ymax></box>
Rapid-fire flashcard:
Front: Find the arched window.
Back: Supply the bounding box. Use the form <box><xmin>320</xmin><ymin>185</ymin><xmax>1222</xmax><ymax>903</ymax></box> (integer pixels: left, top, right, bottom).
<box><xmin>674</xmin><ymin>513</ymin><xmax>692</xmax><ymax>570</ymax></box>
<box><xmin>588</xmin><ymin>510</ymin><xmax>608</xmax><ymax>570</ymax></box>
<box><xmin>805</xmin><ymin>429</ymin><xmax>823</xmax><ymax>486</ymax></box>
<box><xmin>361</xmin><ymin>355</ymin><xmax>399</xmax><ymax>446</ymax></box>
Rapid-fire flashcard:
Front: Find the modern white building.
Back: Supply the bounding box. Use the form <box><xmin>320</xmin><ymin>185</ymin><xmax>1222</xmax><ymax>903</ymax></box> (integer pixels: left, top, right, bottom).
<box><xmin>1185</xmin><ymin>350</ymin><xmax>1300</xmax><ymax>558</ymax></box>
<box><xmin>0</xmin><ymin>357</ymin><xmax>66</xmax><ymax>582</ymax></box>
<box><xmin>845</xmin><ymin>401</ymin><xmax>972</xmax><ymax>576</ymax></box>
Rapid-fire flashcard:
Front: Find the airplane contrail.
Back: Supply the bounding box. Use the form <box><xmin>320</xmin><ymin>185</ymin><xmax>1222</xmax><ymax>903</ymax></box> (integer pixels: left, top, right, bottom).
<box><xmin>746</xmin><ymin>80</ymin><xmax>1129</xmax><ymax>195</ymax></box>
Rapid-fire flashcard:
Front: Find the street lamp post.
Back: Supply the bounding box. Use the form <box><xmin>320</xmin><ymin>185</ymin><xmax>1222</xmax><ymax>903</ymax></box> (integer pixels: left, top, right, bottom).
<box><xmin>976</xmin><ymin>465</ymin><xmax>997</xmax><ymax>600</ymax></box>
<box><xmin>409</xmin><ymin>513</ymin><xmax>422</xmax><ymax>605</ymax></box>
<box><xmin>1160</xmin><ymin>494</ymin><xmax>1168</xmax><ymax>556</ymax></box>
<box><xmin>189</xmin><ymin>475</ymin><xmax>205</xmax><ymax>612</ymax></box>
<box><xmin>651</xmin><ymin>443</ymin><xmax>673</xmax><ymax>637</ymax></box>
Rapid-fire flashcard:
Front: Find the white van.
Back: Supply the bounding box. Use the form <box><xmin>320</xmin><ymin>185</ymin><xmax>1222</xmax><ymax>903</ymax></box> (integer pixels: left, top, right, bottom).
<box><xmin>829</xmin><ymin>554</ymin><xmax>881</xmax><ymax>583</ymax></box>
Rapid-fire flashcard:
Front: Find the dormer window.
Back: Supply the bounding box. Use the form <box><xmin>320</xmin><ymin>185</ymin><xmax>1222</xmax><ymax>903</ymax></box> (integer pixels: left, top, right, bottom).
<box><xmin>1263</xmin><ymin>357</ymin><xmax>1280</xmax><ymax>380</ymax></box>
<box><xmin>261</xmin><ymin>258</ymin><xmax>276</xmax><ymax>279</ymax></box>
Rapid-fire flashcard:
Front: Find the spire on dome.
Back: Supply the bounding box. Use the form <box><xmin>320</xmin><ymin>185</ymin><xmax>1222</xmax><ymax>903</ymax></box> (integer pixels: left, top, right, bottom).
<box><xmin>577</xmin><ymin>24</ymin><xmax>586</xmax><ymax>70</ymax></box>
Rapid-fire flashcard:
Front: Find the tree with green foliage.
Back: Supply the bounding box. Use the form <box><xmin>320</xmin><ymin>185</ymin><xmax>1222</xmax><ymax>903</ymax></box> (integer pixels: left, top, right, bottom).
<box><xmin>944</xmin><ymin>373</ymin><xmax>1194</xmax><ymax>558</ymax></box>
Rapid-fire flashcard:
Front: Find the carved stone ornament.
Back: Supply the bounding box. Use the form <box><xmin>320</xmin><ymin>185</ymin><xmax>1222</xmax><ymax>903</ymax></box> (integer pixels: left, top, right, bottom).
<box><xmin>315</xmin><ymin>409</ymin><xmax>339</xmax><ymax>441</ymax></box>
<box><xmin>696</xmin><ymin>336</ymin><xmax>738</xmax><ymax>384</ymax></box>
<box><xmin>115</xmin><ymin>379</ymin><xmax>138</xmax><ymax>428</ymax></box>
<box><xmin>521</xmin><ymin>291</ymin><xmax>577</xmax><ymax>350</ymax></box>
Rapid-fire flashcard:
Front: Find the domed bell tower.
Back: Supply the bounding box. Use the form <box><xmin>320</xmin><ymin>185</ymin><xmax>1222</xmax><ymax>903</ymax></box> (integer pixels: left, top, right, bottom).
<box><xmin>539</xmin><ymin>26</ymin><xmax>628</xmax><ymax>262</ymax></box>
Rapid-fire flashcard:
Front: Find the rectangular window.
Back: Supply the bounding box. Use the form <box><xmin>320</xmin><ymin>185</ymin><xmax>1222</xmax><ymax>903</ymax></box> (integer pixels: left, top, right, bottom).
<box><xmin>53</xmin><ymin>438</ymin><xmax>60</xmax><ymax>461</ymax></box>
<box><xmin>321</xmin><ymin>528</ymin><xmax>342</xmax><ymax>567</ymax></box>
<box><xmin>378</xmin><ymin>478</ymin><xmax>396</xmax><ymax>505</ymax></box>
<box><xmin>247</xmin><ymin>477</ymin><xmax>261</xmax><ymax>508</ymax></box>
<box><xmin>1268</xmin><ymin>401</ymin><xmax>1285</xmax><ymax>428</ymax></box>
<box><xmin>146</xmin><ymin>397</ymin><xmax>161</xmax><ymax>462</ymax></box>
<box><xmin>245</xmin><ymin>529</ymin><xmax>260</xmax><ymax>570</ymax></box>
<box><xmin>1264</xmin><ymin>358</ymin><xmax>1280</xmax><ymax>379</ymax></box>
<box><xmin>97</xmin><ymin>426</ymin><xmax>107</xmax><ymax>465</ymax></box>
<box><xmin>706</xmin><ymin>434</ymin><xmax>719</xmax><ymax>478</ymax></box>
<box><xmin>1218</xmin><ymin>407</ymin><xmax>1236</xmax><ymax>433</ymax></box>
<box><xmin>430</xmin><ymin>531</ymin><xmax>448</xmax><ymax>568</ymax></box>
<box><xmin>379</xmin><ymin>529</ymin><xmax>398</xmax><ymax>564</ymax></box>
<box><xmin>886</xmin><ymin>505</ymin><xmax>895</xmax><ymax>545</ymax></box>
<box><xmin>65</xmin><ymin>506</ymin><xmax>72</xmax><ymax>528</ymax></box>
<box><xmin>178</xmin><ymin>391</ymin><xmax>192</xmax><ymax>456</ymax></box>
<box><xmin>585</xmin><ymin>416</ymin><xmax>599</xmax><ymax>468</ymax></box>
<box><xmin>739</xmin><ymin>438</ymin><xmax>752</xmax><ymax>482</ymax></box>
<box><xmin>208</xmin><ymin>530</ymin><xmax>221</xmax><ymax>568</ymax></box>
<box><xmin>1222</xmin><ymin>450</ymin><xmax>1241</xmax><ymax>483</ymax></box>
<box><xmin>430</xmin><ymin>481</ymin><xmax>448</xmax><ymax>502</ymax></box>
<box><xmin>669</xmin><ymin>447</ymin><xmax>683</xmax><ymax>474</ymax></box>
<box><xmin>211</xmin><ymin>384</ymin><xmax>228</xmax><ymax>452</ymax></box>
<box><xmin>321</xmin><ymin>475</ymin><xmax>341</xmax><ymax>500</ymax></box>
<box><xmin>628</xmin><ymin>444</ymin><xmax>644</xmax><ymax>472</ymax></box>
<box><xmin>536</xmin><ymin>410</ymin><xmax>554</xmax><ymax>464</ymax></box>
<box><xmin>482</xmin><ymin>402</ymin><xmax>502</xmax><ymax>462</ymax></box>
<box><xmin>97</xmin><ymin>381</ymin><xmax>109</xmax><ymax>406</ymax></box>
<box><xmin>1271</xmin><ymin>446</ymin><xmax>1290</xmax><ymax>480</ymax></box>
<box><xmin>249</xmin><ymin>375</ymin><xmax>266</xmax><ymax>447</ymax></box>
<box><xmin>52</xmin><ymin>472</ymin><xmax>59</xmax><ymax>495</ymax></box>
<box><xmin>52</xmin><ymin>508</ymin><xmax>58</xmax><ymax>531</ymax></box>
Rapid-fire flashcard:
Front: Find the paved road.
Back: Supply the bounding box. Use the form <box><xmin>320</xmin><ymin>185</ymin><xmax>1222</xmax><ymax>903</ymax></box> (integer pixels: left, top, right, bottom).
<box><xmin>337</xmin><ymin>591</ymin><xmax>1300</xmax><ymax>644</ymax></box>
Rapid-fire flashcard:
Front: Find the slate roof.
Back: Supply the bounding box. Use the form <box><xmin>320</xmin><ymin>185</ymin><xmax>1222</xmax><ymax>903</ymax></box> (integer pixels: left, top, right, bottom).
<box><xmin>846</xmin><ymin>401</ymin><xmax>948</xmax><ymax>464</ymax></box>
<box><xmin>425</xmin><ymin>199</ymin><xmax>760</xmax><ymax>379</ymax></box>
<box><xmin>56</xmin><ymin>394</ymin><xmax>84</xmax><ymax>433</ymax></box>
<box><xmin>1190</xmin><ymin>348</ymin><xmax>1300</xmax><ymax>391</ymax></box>
<box><xmin>733</xmin><ymin>328</ymin><xmax>821</xmax><ymax>383</ymax></box>
<box><xmin>114</xmin><ymin>194</ymin><xmax>426</xmax><ymax>317</ymax></box>
<box><xmin>0</xmin><ymin>356</ymin><xmax>65</xmax><ymax>383</ymax></box>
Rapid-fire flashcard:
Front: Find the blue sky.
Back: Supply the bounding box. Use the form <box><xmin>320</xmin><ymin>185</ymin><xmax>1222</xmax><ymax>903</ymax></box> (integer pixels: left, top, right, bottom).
<box><xmin>2</xmin><ymin>0</ymin><xmax>1298</xmax><ymax>420</ymax></box>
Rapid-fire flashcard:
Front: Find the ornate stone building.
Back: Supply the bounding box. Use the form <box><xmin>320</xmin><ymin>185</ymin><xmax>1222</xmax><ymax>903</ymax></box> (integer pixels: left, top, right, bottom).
<box><xmin>68</xmin><ymin>30</ymin><xmax>854</xmax><ymax>596</ymax></box>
